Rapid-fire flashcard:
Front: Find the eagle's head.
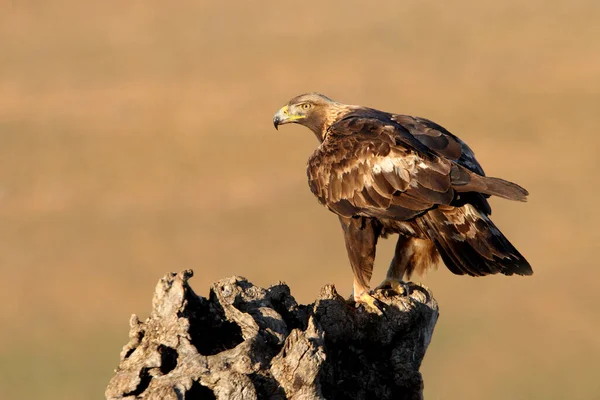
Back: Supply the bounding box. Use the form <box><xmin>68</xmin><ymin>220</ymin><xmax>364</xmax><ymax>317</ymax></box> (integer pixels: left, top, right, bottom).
<box><xmin>273</xmin><ymin>93</ymin><xmax>343</xmax><ymax>141</ymax></box>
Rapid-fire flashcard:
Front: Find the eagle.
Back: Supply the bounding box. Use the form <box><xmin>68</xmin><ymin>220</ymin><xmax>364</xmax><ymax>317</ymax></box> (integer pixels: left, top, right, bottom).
<box><xmin>273</xmin><ymin>93</ymin><xmax>532</xmax><ymax>313</ymax></box>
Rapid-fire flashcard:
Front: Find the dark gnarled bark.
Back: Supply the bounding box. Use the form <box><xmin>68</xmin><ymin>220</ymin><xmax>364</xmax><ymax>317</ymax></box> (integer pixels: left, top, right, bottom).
<box><xmin>106</xmin><ymin>270</ymin><xmax>438</xmax><ymax>400</ymax></box>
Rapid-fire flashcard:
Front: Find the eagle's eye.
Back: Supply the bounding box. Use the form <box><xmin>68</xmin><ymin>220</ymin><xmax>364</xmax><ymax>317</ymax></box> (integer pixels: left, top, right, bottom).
<box><xmin>301</xmin><ymin>103</ymin><xmax>311</xmax><ymax>110</ymax></box>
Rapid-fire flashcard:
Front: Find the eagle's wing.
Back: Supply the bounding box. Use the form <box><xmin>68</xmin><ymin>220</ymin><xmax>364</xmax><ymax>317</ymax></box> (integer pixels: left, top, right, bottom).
<box><xmin>390</xmin><ymin>115</ymin><xmax>492</xmax><ymax>213</ymax></box>
<box><xmin>308</xmin><ymin>116</ymin><xmax>455</xmax><ymax>220</ymax></box>
<box><xmin>308</xmin><ymin>115</ymin><xmax>527</xmax><ymax>220</ymax></box>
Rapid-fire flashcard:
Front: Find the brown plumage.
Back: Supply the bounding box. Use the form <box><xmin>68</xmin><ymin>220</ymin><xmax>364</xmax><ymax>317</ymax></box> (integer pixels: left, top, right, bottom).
<box><xmin>273</xmin><ymin>93</ymin><xmax>532</xmax><ymax>311</ymax></box>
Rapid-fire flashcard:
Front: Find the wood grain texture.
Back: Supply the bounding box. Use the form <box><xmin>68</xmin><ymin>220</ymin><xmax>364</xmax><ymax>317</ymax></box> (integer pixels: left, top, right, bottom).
<box><xmin>105</xmin><ymin>270</ymin><xmax>439</xmax><ymax>400</ymax></box>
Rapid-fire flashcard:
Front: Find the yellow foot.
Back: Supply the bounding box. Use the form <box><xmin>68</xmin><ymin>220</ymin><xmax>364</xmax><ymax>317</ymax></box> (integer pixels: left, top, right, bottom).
<box><xmin>353</xmin><ymin>291</ymin><xmax>384</xmax><ymax>315</ymax></box>
<box><xmin>376</xmin><ymin>278</ymin><xmax>409</xmax><ymax>296</ymax></box>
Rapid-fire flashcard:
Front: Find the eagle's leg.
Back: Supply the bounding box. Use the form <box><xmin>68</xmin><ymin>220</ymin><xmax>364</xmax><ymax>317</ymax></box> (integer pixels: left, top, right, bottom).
<box><xmin>377</xmin><ymin>235</ymin><xmax>413</xmax><ymax>296</ymax></box>
<box><xmin>339</xmin><ymin>216</ymin><xmax>383</xmax><ymax>314</ymax></box>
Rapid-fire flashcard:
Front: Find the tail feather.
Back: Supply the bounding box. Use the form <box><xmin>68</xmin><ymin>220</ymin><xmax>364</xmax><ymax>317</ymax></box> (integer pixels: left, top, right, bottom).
<box><xmin>451</xmin><ymin>164</ymin><xmax>529</xmax><ymax>202</ymax></box>
<box><xmin>478</xmin><ymin>176</ymin><xmax>529</xmax><ymax>202</ymax></box>
<box><xmin>418</xmin><ymin>204</ymin><xmax>533</xmax><ymax>277</ymax></box>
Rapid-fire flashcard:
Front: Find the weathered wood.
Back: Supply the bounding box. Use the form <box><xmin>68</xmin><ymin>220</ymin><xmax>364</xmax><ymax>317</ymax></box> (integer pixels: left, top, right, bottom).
<box><xmin>106</xmin><ymin>270</ymin><xmax>438</xmax><ymax>400</ymax></box>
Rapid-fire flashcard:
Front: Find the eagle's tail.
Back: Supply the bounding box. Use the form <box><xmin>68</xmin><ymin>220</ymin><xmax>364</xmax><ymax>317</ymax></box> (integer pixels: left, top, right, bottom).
<box><xmin>418</xmin><ymin>204</ymin><xmax>532</xmax><ymax>276</ymax></box>
<box><xmin>450</xmin><ymin>164</ymin><xmax>529</xmax><ymax>202</ymax></box>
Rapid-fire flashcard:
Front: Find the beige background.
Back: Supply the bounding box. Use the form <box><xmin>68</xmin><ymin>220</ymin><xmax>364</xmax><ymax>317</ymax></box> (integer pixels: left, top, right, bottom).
<box><xmin>1</xmin><ymin>1</ymin><xmax>598</xmax><ymax>398</ymax></box>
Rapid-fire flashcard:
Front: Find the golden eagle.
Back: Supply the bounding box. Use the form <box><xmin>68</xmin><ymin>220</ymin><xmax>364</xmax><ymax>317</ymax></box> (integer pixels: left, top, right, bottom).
<box><xmin>273</xmin><ymin>93</ymin><xmax>532</xmax><ymax>312</ymax></box>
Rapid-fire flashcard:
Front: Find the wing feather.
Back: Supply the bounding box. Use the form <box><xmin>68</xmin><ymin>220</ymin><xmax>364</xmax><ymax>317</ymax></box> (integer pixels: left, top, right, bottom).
<box><xmin>383</xmin><ymin>167</ymin><xmax>409</xmax><ymax>190</ymax></box>
<box><xmin>371</xmin><ymin>169</ymin><xmax>396</xmax><ymax>198</ymax></box>
<box><xmin>365</xmin><ymin>185</ymin><xmax>391</xmax><ymax>208</ymax></box>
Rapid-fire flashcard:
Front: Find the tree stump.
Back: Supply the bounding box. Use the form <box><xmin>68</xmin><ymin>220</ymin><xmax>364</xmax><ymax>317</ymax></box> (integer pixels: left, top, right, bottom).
<box><xmin>105</xmin><ymin>270</ymin><xmax>438</xmax><ymax>400</ymax></box>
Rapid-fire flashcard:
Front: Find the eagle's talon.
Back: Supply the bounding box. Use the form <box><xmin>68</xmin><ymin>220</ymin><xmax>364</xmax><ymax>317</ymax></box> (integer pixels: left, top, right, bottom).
<box><xmin>353</xmin><ymin>291</ymin><xmax>385</xmax><ymax>315</ymax></box>
<box><xmin>376</xmin><ymin>278</ymin><xmax>410</xmax><ymax>296</ymax></box>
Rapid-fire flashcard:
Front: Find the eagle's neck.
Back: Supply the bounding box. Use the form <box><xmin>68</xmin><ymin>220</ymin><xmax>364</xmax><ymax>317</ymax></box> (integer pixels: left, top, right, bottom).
<box><xmin>310</xmin><ymin>104</ymin><xmax>356</xmax><ymax>143</ymax></box>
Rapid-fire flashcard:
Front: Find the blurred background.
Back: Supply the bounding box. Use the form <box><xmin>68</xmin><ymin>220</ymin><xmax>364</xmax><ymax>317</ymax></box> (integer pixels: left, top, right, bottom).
<box><xmin>1</xmin><ymin>1</ymin><xmax>599</xmax><ymax>399</ymax></box>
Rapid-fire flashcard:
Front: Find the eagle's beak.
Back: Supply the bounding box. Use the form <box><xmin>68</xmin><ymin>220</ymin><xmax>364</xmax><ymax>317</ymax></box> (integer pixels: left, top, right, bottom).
<box><xmin>273</xmin><ymin>105</ymin><xmax>288</xmax><ymax>130</ymax></box>
<box><xmin>273</xmin><ymin>105</ymin><xmax>305</xmax><ymax>130</ymax></box>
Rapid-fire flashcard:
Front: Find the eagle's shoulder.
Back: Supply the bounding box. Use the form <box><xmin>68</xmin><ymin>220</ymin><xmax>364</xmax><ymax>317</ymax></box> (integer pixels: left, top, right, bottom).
<box><xmin>318</xmin><ymin>107</ymin><xmax>484</xmax><ymax>177</ymax></box>
<box><xmin>325</xmin><ymin>108</ymin><xmax>439</xmax><ymax>158</ymax></box>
